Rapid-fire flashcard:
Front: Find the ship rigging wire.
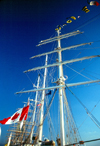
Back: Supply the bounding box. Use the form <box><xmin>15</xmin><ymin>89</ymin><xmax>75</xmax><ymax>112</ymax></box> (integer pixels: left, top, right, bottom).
<box><xmin>66</xmin><ymin>86</ymin><xmax>100</xmax><ymax>129</ymax></box>
<box><xmin>63</xmin><ymin>89</ymin><xmax>81</xmax><ymax>143</ymax></box>
<box><xmin>79</xmin><ymin>96</ymin><xmax>100</xmax><ymax>129</ymax></box>
<box><xmin>66</xmin><ymin>56</ymin><xmax>100</xmax><ymax>83</ymax></box>
<box><xmin>65</xmin><ymin>64</ymin><xmax>92</xmax><ymax>81</ymax></box>
<box><xmin>73</xmin><ymin>12</ymin><xmax>100</xmax><ymax>32</ymax></box>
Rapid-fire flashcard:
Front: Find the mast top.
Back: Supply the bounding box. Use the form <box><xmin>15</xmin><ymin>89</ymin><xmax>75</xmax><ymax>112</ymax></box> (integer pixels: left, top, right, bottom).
<box><xmin>37</xmin><ymin>30</ymin><xmax>83</xmax><ymax>46</ymax></box>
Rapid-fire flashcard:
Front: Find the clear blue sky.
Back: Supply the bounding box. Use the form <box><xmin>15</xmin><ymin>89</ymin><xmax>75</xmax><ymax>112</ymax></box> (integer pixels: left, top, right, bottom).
<box><xmin>0</xmin><ymin>0</ymin><xmax>100</xmax><ymax>145</ymax></box>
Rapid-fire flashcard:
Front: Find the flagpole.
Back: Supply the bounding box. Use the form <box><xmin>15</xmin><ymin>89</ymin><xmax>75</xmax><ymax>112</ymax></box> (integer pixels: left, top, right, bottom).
<box><xmin>30</xmin><ymin>74</ymin><xmax>40</xmax><ymax>143</ymax></box>
<box><xmin>7</xmin><ymin>132</ymin><xmax>12</xmax><ymax>146</ymax></box>
<box><xmin>0</xmin><ymin>127</ymin><xmax>1</xmax><ymax>138</ymax></box>
<box><xmin>38</xmin><ymin>54</ymin><xmax>48</xmax><ymax>145</ymax></box>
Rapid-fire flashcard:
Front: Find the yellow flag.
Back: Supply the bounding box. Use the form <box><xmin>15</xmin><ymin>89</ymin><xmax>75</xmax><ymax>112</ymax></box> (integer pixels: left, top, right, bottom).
<box><xmin>70</xmin><ymin>16</ymin><xmax>76</xmax><ymax>20</ymax></box>
<box><xmin>82</xmin><ymin>6</ymin><xmax>90</xmax><ymax>13</ymax></box>
<box><xmin>66</xmin><ymin>20</ymin><xmax>72</xmax><ymax>23</ymax></box>
<box><xmin>55</xmin><ymin>28</ymin><xmax>58</xmax><ymax>31</ymax></box>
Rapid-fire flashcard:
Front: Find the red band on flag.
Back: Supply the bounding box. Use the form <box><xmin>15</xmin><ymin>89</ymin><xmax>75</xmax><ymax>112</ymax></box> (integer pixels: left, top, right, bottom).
<box><xmin>11</xmin><ymin>113</ymin><xmax>20</xmax><ymax>120</ymax></box>
<box><xmin>19</xmin><ymin>105</ymin><xmax>29</xmax><ymax>121</ymax></box>
<box><xmin>0</xmin><ymin>117</ymin><xmax>11</xmax><ymax>125</ymax></box>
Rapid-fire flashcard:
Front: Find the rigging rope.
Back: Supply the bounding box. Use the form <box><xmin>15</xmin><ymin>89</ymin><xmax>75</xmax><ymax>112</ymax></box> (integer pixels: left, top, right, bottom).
<box><xmin>65</xmin><ymin>64</ymin><xmax>92</xmax><ymax>81</ymax></box>
<box><xmin>66</xmin><ymin>85</ymin><xmax>100</xmax><ymax>129</ymax></box>
<box><xmin>43</xmin><ymin>89</ymin><xmax>57</xmax><ymax>123</ymax></box>
<box><xmin>25</xmin><ymin>73</ymin><xmax>34</xmax><ymax>85</ymax></box>
<box><xmin>73</xmin><ymin>12</ymin><xmax>100</xmax><ymax>31</ymax></box>
<box><xmin>79</xmin><ymin>96</ymin><xmax>100</xmax><ymax>129</ymax></box>
<box><xmin>71</xmin><ymin>46</ymin><xmax>100</xmax><ymax>50</ymax></box>
<box><xmin>63</xmin><ymin>89</ymin><xmax>81</xmax><ymax>143</ymax></box>
<box><xmin>67</xmin><ymin>56</ymin><xmax>100</xmax><ymax>83</ymax></box>
<box><xmin>43</xmin><ymin>90</ymin><xmax>57</xmax><ymax>140</ymax></box>
<box><xmin>65</xmin><ymin>138</ymin><xmax>100</xmax><ymax>146</ymax></box>
<box><xmin>45</xmin><ymin>97</ymin><xmax>53</xmax><ymax>140</ymax></box>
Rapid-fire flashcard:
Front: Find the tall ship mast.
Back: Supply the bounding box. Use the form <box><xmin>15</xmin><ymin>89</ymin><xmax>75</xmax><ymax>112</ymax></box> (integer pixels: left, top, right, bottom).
<box><xmin>14</xmin><ymin>27</ymin><xmax>100</xmax><ymax>146</ymax></box>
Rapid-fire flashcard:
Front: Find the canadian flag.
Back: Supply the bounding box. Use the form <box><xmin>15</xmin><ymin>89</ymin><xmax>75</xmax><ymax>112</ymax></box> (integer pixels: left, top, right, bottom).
<box><xmin>0</xmin><ymin>105</ymin><xmax>29</xmax><ymax>125</ymax></box>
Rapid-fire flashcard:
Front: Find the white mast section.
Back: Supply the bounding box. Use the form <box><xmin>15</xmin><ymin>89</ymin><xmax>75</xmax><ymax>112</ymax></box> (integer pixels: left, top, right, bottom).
<box><xmin>16</xmin><ymin>79</ymin><xmax>100</xmax><ymax>94</ymax></box>
<box><xmin>24</xmin><ymin>55</ymin><xmax>100</xmax><ymax>73</ymax></box>
<box><xmin>37</xmin><ymin>31</ymin><xmax>83</xmax><ymax>46</ymax></box>
<box><xmin>38</xmin><ymin>54</ymin><xmax>48</xmax><ymax>144</ymax></box>
<box><xmin>30</xmin><ymin>42</ymin><xmax>92</xmax><ymax>59</ymax></box>
<box><xmin>57</xmin><ymin>29</ymin><xmax>65</xmax><ymax>146</ymax></box>
<box><xmin>30</xmin><ymin>74</ymin><xmax>40</xmax><ymax>143</ymax></box>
